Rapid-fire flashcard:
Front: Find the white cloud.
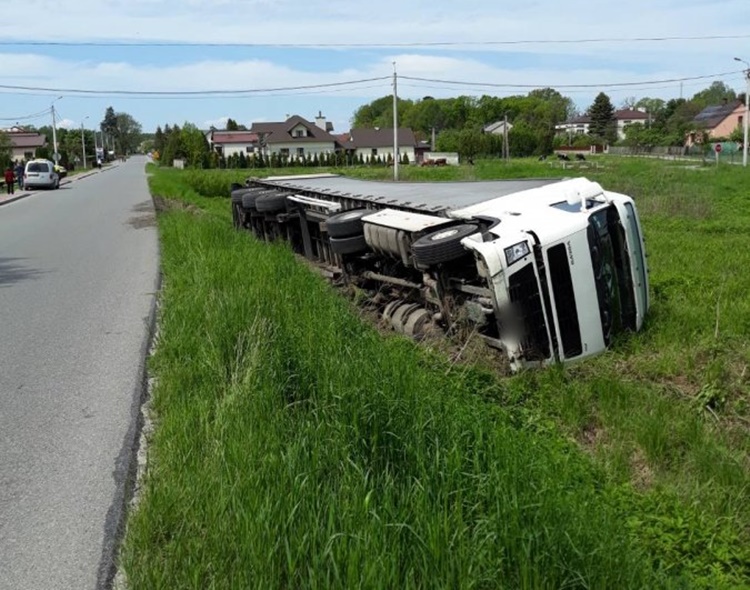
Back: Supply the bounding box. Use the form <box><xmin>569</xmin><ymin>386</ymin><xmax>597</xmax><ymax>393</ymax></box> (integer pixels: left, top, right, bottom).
<box><xmin>57</xmin><ymin>118</ymin><xmax>77</xmax><ymax>129</ymax></box>
<box><xmin>203</xmin><ymin>116</ymin><xmax>229</xmax><ymax>129</ymax></box>
<box><xmin>1</xmin><ymin>0</ymin><xmax>747</xmax><ymax>130</ymax></box>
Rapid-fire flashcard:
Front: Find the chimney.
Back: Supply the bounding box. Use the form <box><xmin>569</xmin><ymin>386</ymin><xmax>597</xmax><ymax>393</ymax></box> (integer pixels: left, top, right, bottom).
<box><xmin>315</xmin><ymin>111</ymin><xmax>327</xmax><ymax>131</ymax></box>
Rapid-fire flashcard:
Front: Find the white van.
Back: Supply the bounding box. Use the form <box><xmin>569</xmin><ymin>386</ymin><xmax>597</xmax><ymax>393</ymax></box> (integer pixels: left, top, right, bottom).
<box><xmin>24</xmin><ymin>159</ymin><xmax>59</xmax><ymax>190</ymax></box>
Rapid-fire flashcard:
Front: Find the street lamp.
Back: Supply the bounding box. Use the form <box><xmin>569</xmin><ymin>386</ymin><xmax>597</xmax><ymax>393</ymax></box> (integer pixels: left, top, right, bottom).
<box><xmin>733</xmin><ymin>57</ymin><xmax>750</xmax><ymax>167</ymax></box>
<box><xmin>81</xmin><ymin>116</ymin><xmax>89</xmax><ymax>169</ymax></box>
<box><xmin>51</xmin><ymin>96</ymin><xmax>63</xmax><ymax>164</ymax></box>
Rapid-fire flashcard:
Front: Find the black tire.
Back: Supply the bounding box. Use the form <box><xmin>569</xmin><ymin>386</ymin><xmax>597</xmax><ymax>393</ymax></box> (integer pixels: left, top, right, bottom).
<box><xmin>411</xmin><ymin>224</ymin><xmax>479</xmax><ymax>266</ymax></box>
<box><xmin>326</xmin><ymin>208</ymin><xmax>371</xmax><ymax>238</ymax></box>
<box><xmin>231</xmin><ymin>188</ymin><xmax>251</xmax><ymax>203</ymax></box>
<box><xmin>255</xmin><ymin>192</ymin><xmax>289</xmax><ymax>213</ymax></box>
<box><xmin>242</xmin><ymin>189</ymin><xmax>278</xmax><ymax>211</ymax></box>
<box><xmin>241</xmin><ymin>190</ymin><xmax>264</xmax><ymax>210</ymax></box>
<box><xmin>330</xmin><ymin>234</ymin><xmax>369</xmax><ymax>255</ymax></box>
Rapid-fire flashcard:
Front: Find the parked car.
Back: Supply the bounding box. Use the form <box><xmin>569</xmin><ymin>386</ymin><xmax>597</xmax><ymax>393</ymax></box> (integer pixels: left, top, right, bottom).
<box><xmin>24</xmin><ymin>159</ymin><xmax>59</xmax><ymax>190</ymax></box>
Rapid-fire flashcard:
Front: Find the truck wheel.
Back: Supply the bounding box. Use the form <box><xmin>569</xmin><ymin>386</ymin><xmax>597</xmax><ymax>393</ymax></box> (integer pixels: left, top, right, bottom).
<box><xmin>231</xmin><ymin>188</ymin><xmax>251</xmax><ymax>204</ymax></box>
<box><xmin>241</xmin><ymin>191</ymin><xmax>262</xmax><ymax>211</ymax></box>
<box><xmin>411</xmin><ymin>224</ymin><xmax>479</xmax><ymax>266</ymax></box>
<box><xmin>255</xmin><ymin>193</ymin><xmax>289</xmax><ymax>213</ymax></box>
<box><xmin>330</xmin><ymin>234</ymin><xmax>368</xmax><ymax>255</ymax></box>
<box><xmin>326</xmin><ymin>208</ymin><xmax>371</xmax><ymax>238</ymax></box>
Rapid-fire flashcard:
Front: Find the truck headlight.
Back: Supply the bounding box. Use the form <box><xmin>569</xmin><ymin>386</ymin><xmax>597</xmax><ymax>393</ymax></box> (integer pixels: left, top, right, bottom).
<box><xmin>504</xmin><ymin>241</ymin><xmax>530</xmax><ymax>266</ymax></box>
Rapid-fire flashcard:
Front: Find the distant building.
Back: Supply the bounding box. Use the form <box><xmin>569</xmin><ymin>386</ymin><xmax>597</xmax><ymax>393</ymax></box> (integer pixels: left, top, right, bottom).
<box><xmin>687</xmin><ymin>100</ymin><xmax>744</xmax><ymax>146</ymax></box>
<box><xmin>250</xmin><ymin>112</ymin><xmax>338</xmax><ymax>159</ymax></box>
<box><xmin>343</xmin><ymin>127</ymin><xmax>418</xmax><ymax>162</ymax></box>
<box><xmin>2</xmin><ymin>128</ymin><xmax>47</xmax><ymax>162</ymax></box>
<box><xmin>556</xmin><ymin>108</ymin><xmax>650</xmax><ymax>141</ymax></box>
<box><xmin>483</xmin><ymin>120</ymin><xmax>513</xmax><ymax>135</ymax></box>
<box><xmin>208</xmin><ymin>130</ymin><xmax>260</xmax><ymax>158</ymax></box>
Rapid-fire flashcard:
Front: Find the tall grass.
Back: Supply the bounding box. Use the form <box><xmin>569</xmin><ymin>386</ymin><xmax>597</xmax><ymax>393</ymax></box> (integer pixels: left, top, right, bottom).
<box><xmin>125</xmin><ymin>160</ymin><xmax>750</xmax><ymax>588</ymax></box>
<box><xmin>122</xmin><ymin>206</ymin><xmax>671</xmax><ymax>588</ymax></box>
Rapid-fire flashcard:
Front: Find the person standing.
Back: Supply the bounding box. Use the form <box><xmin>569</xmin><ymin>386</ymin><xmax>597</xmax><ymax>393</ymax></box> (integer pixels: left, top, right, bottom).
<box><xmin>4</xmin><ymin>165</ymin><xmax>15</xmax><ymax>195</ymax></box>
<box><xmin>14</xmin><ymin>162</ymin><xmax>24</xmax><ymax>190</ymax></box>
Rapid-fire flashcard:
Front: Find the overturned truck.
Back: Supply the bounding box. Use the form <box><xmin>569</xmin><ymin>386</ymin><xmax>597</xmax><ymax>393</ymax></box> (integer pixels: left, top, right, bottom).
<box><xmin>231</xmin><ymin>174</ymin><xmax>649</xmax><ymax>371</ymax></box>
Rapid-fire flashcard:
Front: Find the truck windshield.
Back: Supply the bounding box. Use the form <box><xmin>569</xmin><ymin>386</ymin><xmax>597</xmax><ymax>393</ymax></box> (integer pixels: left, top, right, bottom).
<box><xmin>587</xmin><ymin>205</ymin><xmax>637</xmax><ymax>345</ymax></box>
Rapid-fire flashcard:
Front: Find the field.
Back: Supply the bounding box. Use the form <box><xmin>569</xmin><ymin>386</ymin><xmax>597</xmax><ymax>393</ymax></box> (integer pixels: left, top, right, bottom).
<box><xmin>120</xmin><ymin>157</ymin><xmax>750</xmax><ymax>589</ymax></box>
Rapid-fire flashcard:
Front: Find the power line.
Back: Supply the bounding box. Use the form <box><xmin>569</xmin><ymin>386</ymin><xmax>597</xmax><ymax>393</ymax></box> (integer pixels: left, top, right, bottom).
<box><xmin>0</xmin><ymin>70</ymin><xmax>738</xmax><ymax>99</ymax></box>
<box><xmin>0</xmin><ymin>107</ymin><xmax>52</xmax><ymax>121</ymax></box>
<box><xmin>0</xmin><ymin>77</ymin><xmax>391</xmax><ymax>97</ymax></box>
<box><xmin>400</xmin><ymin>70</ymin><xmax>741</xmax><ymax>90</ymax></box>
<box><xmin>3</xmin><ymin>34</ymin><xmax>749</xmax><ymax>48</ymax></box>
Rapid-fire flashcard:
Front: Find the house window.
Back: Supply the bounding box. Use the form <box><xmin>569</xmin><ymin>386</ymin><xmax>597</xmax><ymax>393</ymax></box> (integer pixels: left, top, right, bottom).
<box><xmin>246</xmin><ymin>146</ymin><xmax>254</xmax><ymax>153</ymax></box>
<box><xmin>295</xmin><ymin>129</ymin><xmax>306</xmax><ymax>138</ymax></box>
<box><xmin>740</xmin><ymin>115</ymin><xmax>744</xmax><ymax>126</ymax></box>
<box><xmin>24</xmin><ymin>151</ymin><xmax>33</xmax><ymax>160</ymax></box>
<box><xmin>371</xmin><ymin>148</ymin><xmax>378</xmax><ymax>157</ymax></box>
<box><xmin>280</xmin><ymin>148</ymin><xmax>289</xmax><ymax>157</ymax></box>
<box><xmin>297</xmin><ymin>147</ymin><xmax>304</xmax><ymax>157</ymax></box>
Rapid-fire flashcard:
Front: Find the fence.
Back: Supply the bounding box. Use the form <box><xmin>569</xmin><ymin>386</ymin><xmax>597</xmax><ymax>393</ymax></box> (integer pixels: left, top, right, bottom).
<box><xmin>608</xmin><ymin>143</ymin><xmax>745</xmax><ymax>163</ymax></box>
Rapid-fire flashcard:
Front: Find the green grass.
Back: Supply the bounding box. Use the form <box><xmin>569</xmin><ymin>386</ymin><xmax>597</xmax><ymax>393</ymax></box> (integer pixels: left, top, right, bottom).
<box><xmin>121</xmin><ymin>159</ymin><xmax>750</xmax><ymax>589</ymax></box>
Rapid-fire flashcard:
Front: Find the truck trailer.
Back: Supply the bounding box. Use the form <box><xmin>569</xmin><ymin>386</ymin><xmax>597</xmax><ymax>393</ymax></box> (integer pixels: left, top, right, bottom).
<box><xmin>230</xmin><ymin>174</ymin><xmax>649</xmax><ymax>372</ymax></box>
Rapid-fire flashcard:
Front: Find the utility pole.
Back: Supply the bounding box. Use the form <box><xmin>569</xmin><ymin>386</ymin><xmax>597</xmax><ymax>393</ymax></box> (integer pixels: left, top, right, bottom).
<box><xmin>503</xmin><ymin>114</ymin><xmax>510</xmax><ymax>161</ymax></box>
<box><xmin>734</xmin><ymin>57</ymin><xmax>750</xmax><ymax>167</ymax></box>
<box><xmin>51</xmin><ymin>96</ymin><xmax>62</xmax><ymax>164</ymax></box>
<box><xmin>81</xmin><ymin>116</ymin><xmax>89</xmax><ymax>169</ymax></box>
<box><xmin>392</xmin><ymin>62</ymin><xmax>399</xmax><ymax>181</ymax></box>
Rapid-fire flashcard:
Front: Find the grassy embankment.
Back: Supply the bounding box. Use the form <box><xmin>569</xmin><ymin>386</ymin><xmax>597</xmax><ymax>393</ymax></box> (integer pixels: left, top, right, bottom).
<box><xmin>121</xmin><ymin>158</ymin><xmax>749</xmax><ymax>588</ymax></box>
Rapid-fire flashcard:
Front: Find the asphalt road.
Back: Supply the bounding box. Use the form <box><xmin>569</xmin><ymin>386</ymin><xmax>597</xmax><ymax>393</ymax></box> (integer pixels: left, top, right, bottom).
<box><xmin>0</xmin><ymin>157</ymin><xmax>159</xmax><ymax>590</ymax></box>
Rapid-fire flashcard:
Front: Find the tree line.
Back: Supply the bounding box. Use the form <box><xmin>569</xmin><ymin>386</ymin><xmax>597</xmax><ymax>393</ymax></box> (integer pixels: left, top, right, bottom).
<box><xmin>146</xmin><ymin>79</ymin><xmax>743</xmax><ymax>169</ymax></box>
<box><xmin>1</xmin><ymin>106</ymin><xmax>143</xmax><ymax>169</ymax></box>
<box><xmin>352</xmin><ymin>81</ymin><xmax>744</xmax><ymax>157</ymax></box>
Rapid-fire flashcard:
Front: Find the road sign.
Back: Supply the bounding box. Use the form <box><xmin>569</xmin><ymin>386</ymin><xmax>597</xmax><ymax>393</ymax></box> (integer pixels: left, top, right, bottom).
<box><xmin>714</xmin><ymin>143</ymin><xmax>723</xmax><ymax>153</ymax></box>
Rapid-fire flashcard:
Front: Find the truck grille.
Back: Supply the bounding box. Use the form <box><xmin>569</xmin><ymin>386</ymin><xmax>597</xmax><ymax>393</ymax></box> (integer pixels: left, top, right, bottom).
<box><xmin>547</xmin><ymin>244</ymin><xmax>582</xmax><ymax>358</ymax></box>
<box><xmin>506</xmin><ymin>264</ymin><xmax>550</xmax><ymax>360</ymax></box>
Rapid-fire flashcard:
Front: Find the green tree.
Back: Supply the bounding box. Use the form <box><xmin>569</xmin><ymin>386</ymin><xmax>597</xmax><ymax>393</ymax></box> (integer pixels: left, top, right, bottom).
<box><xmin>114</xmin><ymin>112</ymin><xmax>143</xmax><ymax>155</ymax></box>
<box><xmin>351</xmin><ymin>95</ymin><xmax>415</xmax><ymax>129</ymax></box>
<box><xmin>154</xmin><ymin>126</ymin><xmax>165</xmax><ymax>154</ymax></box>
<box><xmin>635</xmin><ymin>97</ymin><xmax>666</xmax><ymax>121</ymax></box>
<box><xmin>507</xmin><ymin>121</ymin><xmax>539</xmax><ymax>157</ymax></box>
<box><xmin>161</xmin><ymin>124</ymin><xmax>183</xmax><ymax>165</ymax></box>
<box><xmin>691</xmin><ymin>81</ymin><xmax>737</xmax><ymax>109</ymax></box>
<box><xmin>0</xmin><ymin>130</ymin><xmax>12</xmax><ymax>166</ymax></box>
<box><xmin>588</xmin><ymin>92</ymin><xmax>617</xmax><ymax>143</ymax></box>
<box><xmin>100</xmin><ymin>108</ymin><xmax>142</xmax><ymax>155</ymax></box>
<box><xmin>180</xmin><ymin>123</ymin><xmax>210</xmax><ymax>168</ymax></box>
<box><xmin>457</xmin><ymin>127</ymin><xmax>482</xmax><ymax>160</ymax></box>
<box><xmin>101</xmin><ymin>106</ymin><xmax>118</xmax><ymax>138</ymax></box>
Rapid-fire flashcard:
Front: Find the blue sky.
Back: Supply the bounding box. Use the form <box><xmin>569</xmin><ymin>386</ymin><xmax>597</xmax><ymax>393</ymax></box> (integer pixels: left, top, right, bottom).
<box><xmin>1</xmin><ymin>0</ymin><xmax>748</xmax><ymax>134</ymax></box>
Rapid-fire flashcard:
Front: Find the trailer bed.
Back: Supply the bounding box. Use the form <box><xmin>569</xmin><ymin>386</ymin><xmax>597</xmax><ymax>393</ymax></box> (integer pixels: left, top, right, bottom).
<box><xmin>254</xmin><ymin>174</ymin><xmax>564</xmax><ymax>214</ymax></box>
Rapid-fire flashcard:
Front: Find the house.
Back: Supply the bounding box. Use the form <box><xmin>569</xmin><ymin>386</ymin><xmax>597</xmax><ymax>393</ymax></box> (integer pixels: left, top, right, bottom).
<box><xmin>3</xmin><ymin>130</ymin><xmax>47</xmax><ymax>162</ymax></box>
<box><xmin>250</xmin><ymin>112</ymin><xmax>338</xmax><ymax>159</ymax></box>
<box><xmin>208</xmin><ymin>130</ymin><xmax>260</xmax><ymax>158</ymax></box>
<box><xmin>613</xmin><ymin>109</ymin><xmax>650</xmax><ymax>138</ymax></box>
<box><xmin>344</xmin><ymin>127</ymin><xmax>418</xmax><ymax>163</ymax></box>
<box><xmin>555</xmin><ymin>114</ymin><xmax>592</xmax><ymax>138</ymax></box>
<box><xmin>483</xmin><ymin>120</ymin><xmax>513</xmax><ymax>135</ymax></box>
<box><xmin>556</xmin><ymin>108</ymin><xmax>650</xmax><ymax>141</ymax></box>
<box><xmin>687</xmin><ymin>100</ymin><xmax>744</xmax><ymax>146</ymax></box>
